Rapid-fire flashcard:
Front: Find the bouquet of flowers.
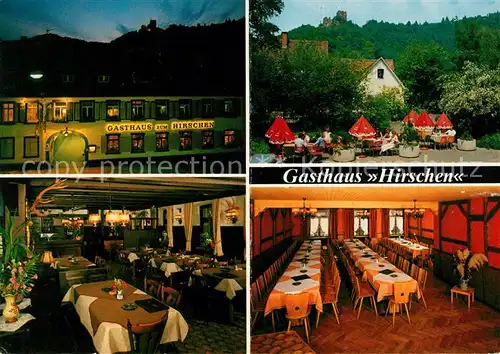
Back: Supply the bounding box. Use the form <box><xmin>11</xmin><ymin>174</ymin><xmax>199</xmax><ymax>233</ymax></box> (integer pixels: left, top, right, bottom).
<box><xmin>112</xmin><ymin>278</ymin><xmax>127</xmax><ymax>291</ymax></box>
<box><xmin>453</xmin><ymin>248</ymin><xmax>488</xmax><ymax>289</ymax></box>
<box><xmin>0</xmin><ymin>258</ymin><xmax>39</xmax><ymax>298</ymax></box>
<box><xmin>200</xmin><ymin>232</ymin><xmax>214</xmax><ymax>249</ymax></box>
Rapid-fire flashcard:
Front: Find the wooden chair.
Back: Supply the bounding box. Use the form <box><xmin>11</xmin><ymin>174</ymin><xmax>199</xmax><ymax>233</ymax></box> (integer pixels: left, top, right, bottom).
<box><xmin>85</xmin><ymin>268</ymin><xmax>108</xmax><ymax>283</ymax></box>
<box><xmin>285</xmin><ymin>293</ymin><xmax>312</xmax><ymax>343</ymax></box>
<box><xmin>409</xmin><ymin>264</ymin><xmax>419</xmax><ymax>279</ymax></box>
<box><xmin>144</xmin><ymin>277</ymin><xmax>162</xmax><ymax>298</ymax></box>
<box><xmin>65</xmin><ymin>270</ymin><xmax>85</xmax><ymax>287</ymax></box>
<box><xmin>386</xmin><ymin>281</ymin><xmax>412</xmax><ymax>325</ymax></box>
<box><xmin>397</xmin><ymin>256</ymin><xmax>405</xmax><ymax>269</ymax></box>
<box><xmin>127</xmin><ymin>314</ymin><xmax>168</xmax><ymax>354</ymax></box>
<box><xmin>159</xmin><ymin>285</ymin><xmax>182</xmax><ymax>308</ymax></box>
<box><xmin>353</xmin><ymin>277</ymin><xmax>378</xmax><ymax>319</ymax></box>
<box><xmin>250</xmin><ymin>282</ymin><xmax>267</xmax><ymax>332</ymax></box>
<box><xmin>400</xmin><ymin>259</ymin><xmax>410</xmax><ymax>274</ymax></box>
<box><xmin>415</xmin><ymin>267</ymin><xmax>428</xmax><ymax>308</ymax></box>
<box><xmin>317</xmin><ymin>278</ymin><xmax>341</xmax><ymax>327</ymax></box>
<box><xmin>388</xmin><ymin>251</ymin><xmax>397</xmax><ymax>264</ymax></box>
<box><xmin>94</xmin><ymin>255</ymin><xmax>106</xmax><ymax>267</ymax></box>
<box><xmin>447</xmin><ymin>135</ymin><xmax>455</xmax><ymax>149</ymax></box>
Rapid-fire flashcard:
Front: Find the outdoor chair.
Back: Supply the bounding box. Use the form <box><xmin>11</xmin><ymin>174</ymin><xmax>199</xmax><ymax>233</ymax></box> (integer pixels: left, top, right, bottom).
<box><xmin>386</xmin><ymin>281</ymin><xmax>412</xmax><ymax>325</ymax></box>
<box><xmin>127</xmin><ymin>314</ymin><xmax>168</xmax><ymax>354</ymax></box>
<box><xmin>434</xmin><ymin>136</ymin><xmax>448</xmax><ymax>150</ymax></box>
<box><xmin>285</xmin><ymin>293</ymin><xmax>312</xmax><ymax>343</ymax></box>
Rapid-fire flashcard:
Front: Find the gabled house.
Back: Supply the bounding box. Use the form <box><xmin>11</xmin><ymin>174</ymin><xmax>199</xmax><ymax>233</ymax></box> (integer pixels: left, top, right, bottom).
<box><xmin>280</xmin><ymin>32</ymin><xmax>329</xmax><ymax>54</ymax></box>
<box><xmin>351</xmin><ymin>57</ymin><xmax>404</xmax><ymax>96</ymax></box>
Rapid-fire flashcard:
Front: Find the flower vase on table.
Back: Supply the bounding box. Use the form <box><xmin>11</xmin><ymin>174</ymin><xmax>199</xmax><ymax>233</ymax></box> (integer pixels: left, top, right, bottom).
<box><xmin>460</xmin><ymin>278</ymin><xmax>469</xmax><ymax>290</ymax></box>
<box><xmin>112</xmin><ymin>279</ymin><xmax>127</xmax><ymax>300</ymax></box>
<box><xmin>2</xmin><ymin>295</ymin><xmax>20</xmax><ymax>323</ymax></box>
<box><xmin>116</xmin><ymin>290</ymin><xmax>124</xmax><ymax>300</ymax></box>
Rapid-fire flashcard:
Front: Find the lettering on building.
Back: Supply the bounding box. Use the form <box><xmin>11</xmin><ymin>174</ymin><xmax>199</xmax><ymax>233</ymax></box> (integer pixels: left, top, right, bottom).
<box><xmin>170</xmin><ymin>120</ymin><xmax>215</xmax><ymax>131</ymax></box>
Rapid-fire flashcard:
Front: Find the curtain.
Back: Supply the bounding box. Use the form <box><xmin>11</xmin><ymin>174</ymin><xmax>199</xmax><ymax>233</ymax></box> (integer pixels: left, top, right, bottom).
<box><xmin>329</xmin><ymin>209</ymin><xmax>337</xmax><ymax>240</ymax></box>
<box><xmin>167</xmin><ymin>206</ymin><xmax>174</xmax><ymax>247</ymax></box>
<box><xmin>184</xmin><ymin>203</ymin><xmax>194</xmax><ymax>252</ymax></box>
<box><xmin>382</xmin><ymin>209</ymin><xmax>390</xmax><ymax>237</ymax></box>
<box><xmin>403</xmin><ymin>213</ymin><xmax>409</xmax><ymax>238</ymax></box>
<box><xmin>369</xmin><ymin>209</ymin><xmax>377</xmax><ymax>239</ymax></box>
<box><xmin>344</xmin><ymin>209</ymin><xmax>354</xmax><ymax>239</ymax></box>
<box><xmin>212</xmin><ymin>199</ymin><xmax>223</xmax><ymax>256</ymax></box>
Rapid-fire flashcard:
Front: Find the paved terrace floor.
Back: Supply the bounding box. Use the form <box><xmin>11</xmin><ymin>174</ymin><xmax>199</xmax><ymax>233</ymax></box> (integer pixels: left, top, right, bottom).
<box><xmin>250</xmin><ymin>148</ymin><xmax>500</xmax><ymax>164</ymax></box>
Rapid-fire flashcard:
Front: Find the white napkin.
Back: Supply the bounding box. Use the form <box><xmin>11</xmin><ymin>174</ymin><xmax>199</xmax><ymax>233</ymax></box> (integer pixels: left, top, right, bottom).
<box><xmin>215</xmin><ymin>279</ymin><xmax>243</xmax><ymax>299</ymax></box>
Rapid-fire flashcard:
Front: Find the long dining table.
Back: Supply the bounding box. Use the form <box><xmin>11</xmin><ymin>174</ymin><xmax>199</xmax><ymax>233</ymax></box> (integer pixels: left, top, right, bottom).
<box><xmin>384</xmin><ymin>238</ymin><xmax>430</xmax><ymax>259</ymax></box>
<box><xmin>264</xmin><ymin>240</ymin><xmax>323</xmax><ymax>317</ymax></box>
<box><xmin>344</xmin><ymin>240</ymin><xmax>422</xmax><ymax>302</ymax></box>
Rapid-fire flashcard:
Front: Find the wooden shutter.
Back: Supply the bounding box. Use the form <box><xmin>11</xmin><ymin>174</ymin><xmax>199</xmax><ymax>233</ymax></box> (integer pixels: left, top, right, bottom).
<box><xmin>192</xmin><ymin>99</ymin><xmax>202</xmax><ymax>118</ymax></box>
<box><xmin>145</xmin><ymin>133</ymin><xmax>155</xmax><ymax>152</ymax></box>
<box><xmin>73</xmin><ymin>102</ymin><xmax>80</xmax><ymax>121</ymax></box>
<box><xmin>214</xmin><ymin>99</ymin><xmax>224</xmax><ymax>117</ymax></box>
<box><xmin>66</xmin><ymin>102</ymin><xmax>74</xmax><ymax>121</ymax></box>
<box><xmin>46</xmin><ymin>102</ymin><xmax>53</xmax><ymax>122</ymax></box>
<box><xmin>101</xmin><ymin>135</ymin><xmax>107</xmax><ymax>153</ymax></box>
<box><xmin>233</xmin><ymin>98</ymin><xmax>241</xmax><ymax>118</ymax></box>
<box><xmin>124</xmin><ymin>101</ymin><xmax>131</xmax><ymax>120</ymax></box>
<box><xmin>120</xmin><ymin>135</ymin><xmax>130</xmax><ymax>153</ymax></box>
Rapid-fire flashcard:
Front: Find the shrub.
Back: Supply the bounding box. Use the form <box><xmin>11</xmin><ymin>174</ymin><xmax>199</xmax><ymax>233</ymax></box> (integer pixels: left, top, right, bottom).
<box><xmin>477</xmin><ymin>133</ymin><xmax>500</xmax><ymax>150</ymax></box>
<box><xmin>400</xmin><ymin>124</ymin><xmax>420</xmax><ymax>146</ymax></box>
<box><xmin>250</xmin><ymin>138</ymin><xmax>271</xmax><ymax>154</ymax></box>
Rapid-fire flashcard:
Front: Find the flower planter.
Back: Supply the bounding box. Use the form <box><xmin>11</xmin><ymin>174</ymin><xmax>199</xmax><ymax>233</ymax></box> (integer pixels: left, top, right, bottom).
<box><xmin>331</xmin><ymin>148</ymin><xmax>356</xmax><ymax>162</ymax></box>
<box><xmin>457</xmin><ymin>139</ymin><xmax>476</xmax><ymax>151</ymax></box>
<box><xmin>398</xmin><ymin>145</ymin><xmax>420</xmax><ymax>158</ymax></box>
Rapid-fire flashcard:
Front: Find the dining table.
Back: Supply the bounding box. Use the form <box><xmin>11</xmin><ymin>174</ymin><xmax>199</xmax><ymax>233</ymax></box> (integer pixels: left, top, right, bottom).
<box><xmin>62</xmin><ymin>280</ymin><xmax>189</xmax><ymax>354</ymax></box>
<box><xmin>265</xmin><ymin>240</ymin><xmax>323</xmax><ymax>317</ymax></box>
<box><xmin>53</xmin><ymin>256</ymin><xmax>96</xmax><ymax>270</ymax></box>
<box><xmin>344</xmin><ymin>240</ymin><xmax>422</xmax><ymax>302</ymax></box>
<box><xmin>385</xmin><ymin>238</ymin><xmax>430</xmax><ymax>259</ymax></box>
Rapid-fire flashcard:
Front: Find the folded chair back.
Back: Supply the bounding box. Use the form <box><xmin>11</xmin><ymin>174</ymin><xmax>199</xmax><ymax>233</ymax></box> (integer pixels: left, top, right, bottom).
<box><xmin>285</xmin><ymin>292</ymin><xmax>310</xmax><ymax>320</ymax></box>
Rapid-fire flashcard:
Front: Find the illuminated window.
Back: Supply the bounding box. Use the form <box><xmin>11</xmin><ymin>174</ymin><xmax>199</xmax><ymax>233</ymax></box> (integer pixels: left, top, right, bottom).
<box><xmin>224</xmin><ymin>99</ymin><xmax>234</xmax><ymax>114</ymax></box>
<box><xmin>202</xmin><ymin>99</ymin><xmax>213</xmax><ymax>117</ymax></box>
<box><xmin>62</xmin><ymin>75</ymin><xmax>74</xmax><ymax>83</ymax></box>
<box><xmin>224</xmin><ymin>130</ymin><xmax>237</xmax><ymax>147</ymax></box>
<box><xmin>179</xmin><ymin>100</ymin><xmax>191</xmax><ymax>118</ymax></box>
<box><xmin>80</xmin><ymin>101</ymin><xmax>95</xmax><ymax>122</ymax></box>
<box><xmin>354</xmin><ymin>210</ymin><xmax>370</xmax><ymax>237</ymax></box>
<box><xmin>179</xmin><ymin>132</ymin><xmax>192</xmax><ymax>151</ymax></box>
<box><xmin>24</xmin><ymin>136</ymin><xmax>39</xmax><ymax>158</ymax></box>
<box><xmin>25</xmin><ymin>103</ymin><xmax>38</xmax><ymax>123</ymax></box>
<box><xmin>202</xmin><ymin>131</ymin><xmax>214</xmax><ymax>149</ymax></box>
<box><xmin>131</xmin><ymin>133</ymin><xmax>145</xmax><ymax>153</ymax></box>
<box><xmin>310</xmin><ymin>209</ymin><xmax>329</xmax><ymax>237</ymax></box>
<box><xmin>156</xmin><ymin>132</ymin><xmax>169</xmax><ymax>151</ymax></box>
<box><xmin>390</xmin><ymin>209</ymin><xmax>404</xmax><ymax>236</ymax></box>
<box><xmin>98</xmin><ymin>75</ymin><xmax>110</xmax><ymax>83</ymax></box>
<box><xmin>155</xmin><ymin>100</ymin><xmax>169</xmax><ymax>119</ymax></box>
<box><xmin>106</xmin><ymin>134</ymin><xmax>120</xmax><ymax>154</ymax></box>
<box><xmin>132</xmin><ymin>100</ymin><xmax>144</xmax><ymax>120</ymax></box>
<box><xmin>106</xmin><ymin>101</ymin><xmax>120</xmax><ymax>121</ymax></box>
<box><xmin>0</xmin><ymin>138</ymin><xmax>14</xmax><ymax>159</ymax></box>
<box><xmin>377</xmin><ymin>69</ymin><xmax>384</xmax><ymax>79</ymax></box>
<box><xmin>1</xmin><ymin>103</ymin><xmax>14</xmax><ymax>123</ymax></box>
<box><xmin>53</xmin><ymin>102</ymin><xmax>67</xmax><ymax>122</ymax></box>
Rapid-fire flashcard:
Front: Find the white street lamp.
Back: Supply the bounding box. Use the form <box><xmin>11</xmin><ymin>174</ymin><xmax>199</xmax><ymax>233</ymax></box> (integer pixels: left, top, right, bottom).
<box><xmin>29</xmin><ymin>71</ymin><xmax>44</xmax><ymax>80</ymax></box>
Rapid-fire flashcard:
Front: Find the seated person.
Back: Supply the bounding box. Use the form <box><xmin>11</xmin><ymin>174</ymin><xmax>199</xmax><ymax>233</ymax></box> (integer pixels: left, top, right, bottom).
<box><xmin>380</xmin><ymin>132</ymin><xmax>399</xmax><ymax>154</ymax></box>
<box><xmin>445</xmin><ymin>128</ymin><xmax>456</xmax><ymax>136</ymax></box>
<box><xmin>300</xmin><ymin>129</ymin><xmax>311</xmax><ymax>144</ymax></box>
<box><xmin>294</xmin><ymin>133</ymin><xmax>306</xmax><ymax>153</ymax></box>
<box><xmin>323</xmin><ymin>127</ymin><xmax>333</xmax><ymax>145</ymax></box>
<box><xmin>382</xmin><ymin>128</ymin><xmax>393</xmax><ymax>141</ymax></box>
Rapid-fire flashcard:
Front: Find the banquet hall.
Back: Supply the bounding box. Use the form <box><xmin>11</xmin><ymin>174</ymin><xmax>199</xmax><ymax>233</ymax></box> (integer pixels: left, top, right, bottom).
<box><xmin>0</xmin><ymin>177</ymin><xmax>246</xmax><ymax>353</ymax></box>
<box><xmin>250</xmin><ymin>185</ymin><xmax>500</xmax><ymax>353</ymax></box>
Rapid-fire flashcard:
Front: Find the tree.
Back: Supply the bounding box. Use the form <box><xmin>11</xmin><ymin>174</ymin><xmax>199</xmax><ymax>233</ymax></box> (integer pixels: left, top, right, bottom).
<box><xmin>397</xmin><ymin>41</ymin><xmax>456</xmax><ymax>110</ymax></box>
<box><xmin>249</xmin><ymin>0</ymin><xmax>284</xmax><ymax>49</ymax></box>
<box><xmin>250</xmin><ymin>44</ymin><xmax>364</xmax><ymax>133</ymax></box>
<box><xmin>361</xmin><ymin>88</ymin><xmax>406</xmax><ymax>130</ymax></box>
<box><xmin>439</xmin><ymin>62</ymin><xmax>500</xmax><ymax>137</ymax></box>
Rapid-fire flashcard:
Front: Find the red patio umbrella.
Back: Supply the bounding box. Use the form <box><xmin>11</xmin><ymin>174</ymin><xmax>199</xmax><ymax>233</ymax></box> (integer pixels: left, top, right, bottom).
<box><xmin>265</xmin><ymin>115</ymin><xmax>295</xmax><ymax>144</ymax></box>
<box><xmin>349</xmin><ymin>115</ymin><xmax>376</xmax><ymax>139</ymax></box>
<box><xmin>403</xmin><ymin>109</ymin><xmax>418</xmax><ymax>125</ymax></box>
<box><xmin>414</xmin><ymin>111</ymin><xmax>434</xmax><ymax>131</ymax></box>
<box><xmin>435</xmin><ymin>113</ymin><xmax>453</xmax><ymax>130</ymax></box>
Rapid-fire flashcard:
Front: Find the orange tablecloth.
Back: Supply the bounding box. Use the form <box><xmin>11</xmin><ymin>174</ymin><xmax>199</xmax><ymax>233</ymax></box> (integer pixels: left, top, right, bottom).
<box><xmin>385</xmin><ymin>238</ymin><xmax>430</xmax><ymax>259</ymax></box>
<box><xmin>345</xmin><ymin>240</ymin><xmax>421</xmax><ymax>302</ymax></box>
<box><xmin>264</xmin><ymin>241</ymin><xmax>323</xmax><ymax>316</ymax></box>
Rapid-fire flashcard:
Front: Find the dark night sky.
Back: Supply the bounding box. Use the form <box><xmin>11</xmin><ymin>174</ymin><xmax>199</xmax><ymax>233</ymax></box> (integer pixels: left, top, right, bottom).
<box><xmin>0</xmin><ymin>0</ymin><xmax>245</xmax><ymax>42</ymax></box>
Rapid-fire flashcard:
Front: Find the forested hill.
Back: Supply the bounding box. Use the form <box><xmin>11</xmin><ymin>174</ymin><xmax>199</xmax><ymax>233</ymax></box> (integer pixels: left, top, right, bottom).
<box><xmin>287</xmin><ymin>12</ymin><xmax>500</xmax><ymax>61</ymax></box>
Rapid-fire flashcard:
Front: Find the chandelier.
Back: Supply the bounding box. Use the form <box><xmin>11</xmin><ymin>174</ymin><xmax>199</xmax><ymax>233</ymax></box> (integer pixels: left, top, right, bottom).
<box><xmin>88</xmin><ymin>214</ymin><xmax>101</xmax><ymax>227</ymax></box>
<box><xmin>292</xmin><ymin>198</ymin><xmax>317</xmax><ymax>222</ymax></box>
<box><xmin>62</xmin><ymin>217</ymin><xmax>84</xmax><ymax>229</ymax></box>
<box><xmin>106</xmin><ymin>210</ymin><xmax>130</xmax><ymax>226</ymax></box>
<box><xmin>405</xmin><ymin>200</ymin><xmax>425</xmax><ymax>219</ymax></box>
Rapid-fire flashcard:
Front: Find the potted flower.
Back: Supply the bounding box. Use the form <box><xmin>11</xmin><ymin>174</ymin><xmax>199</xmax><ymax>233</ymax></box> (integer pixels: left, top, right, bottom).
<box><xmin>331</xmin><ymin>133</ymin><xmax>356</xmax><ymax>162</ymax></box>
<box><xmin>457</xmin><ymin>131</ymin><xmax>476</xmax><ymax>151</ymax></box>
<box><xmin>398</xmin><ymin>124</ymin><xmax>421</xmax><ymax>158</ymax></box>
<box><xmin>200</xmin><ymin>232</ymin><xmax>215</xmax><ymax>253</ymax></box>
<box><xmin>0</xmin><ymin>209</ymin><xmax>40</xmax><ymax>323</ymax></box>
<box><xmin>453</xmin><ymin>248</ymin><xmax>488</xmax><ymax>290</ymax></box>
<box><xmin>111</xmin><ymin>278</ymin><xmax>127</xmax><ymax>300</ymax></box>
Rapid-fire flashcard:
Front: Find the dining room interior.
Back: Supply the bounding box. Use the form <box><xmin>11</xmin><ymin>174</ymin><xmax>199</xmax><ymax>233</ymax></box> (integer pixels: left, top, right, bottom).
<box><xmin>250</xmin><ymin>185</ymin><xmax>500</xmax><ymax>353</ymax></box>
<box><xmin>0</xmin><ymin>176</ymin><xmax>246</xmax><ymax>353</ymax></box>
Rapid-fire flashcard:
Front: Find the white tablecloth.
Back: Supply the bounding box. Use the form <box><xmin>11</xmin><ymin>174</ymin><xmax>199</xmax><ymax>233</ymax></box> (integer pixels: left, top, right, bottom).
<box><xmin>284</xmin><ymin>267</ymin><xmax>321</xmax><ymax>277</ymax></box>
<box><xmin>274</xmin><ymin>278</ymin><xmax>320</xmax><ymax>295</ymax></box>
<box><xmin>0</xmin><ymin>313</ymin><xmax>35</xmax><ymax>332</ymax></box>
<box><xmin>214</xmin><ymin>278</ymin><xmax>243</xmax><ymax>299</ymax></box>
<box><xmin>128</xmin><ymin>253</ymin><xmax>139</xmax><ymax>262</ymax></box>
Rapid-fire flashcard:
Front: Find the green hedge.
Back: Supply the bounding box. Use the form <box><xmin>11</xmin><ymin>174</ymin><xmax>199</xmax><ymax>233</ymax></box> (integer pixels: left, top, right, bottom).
<box><xmin>477</xmin><ymin>133</ymin><xmax>500</xmax><ymax>150</ymax></box>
